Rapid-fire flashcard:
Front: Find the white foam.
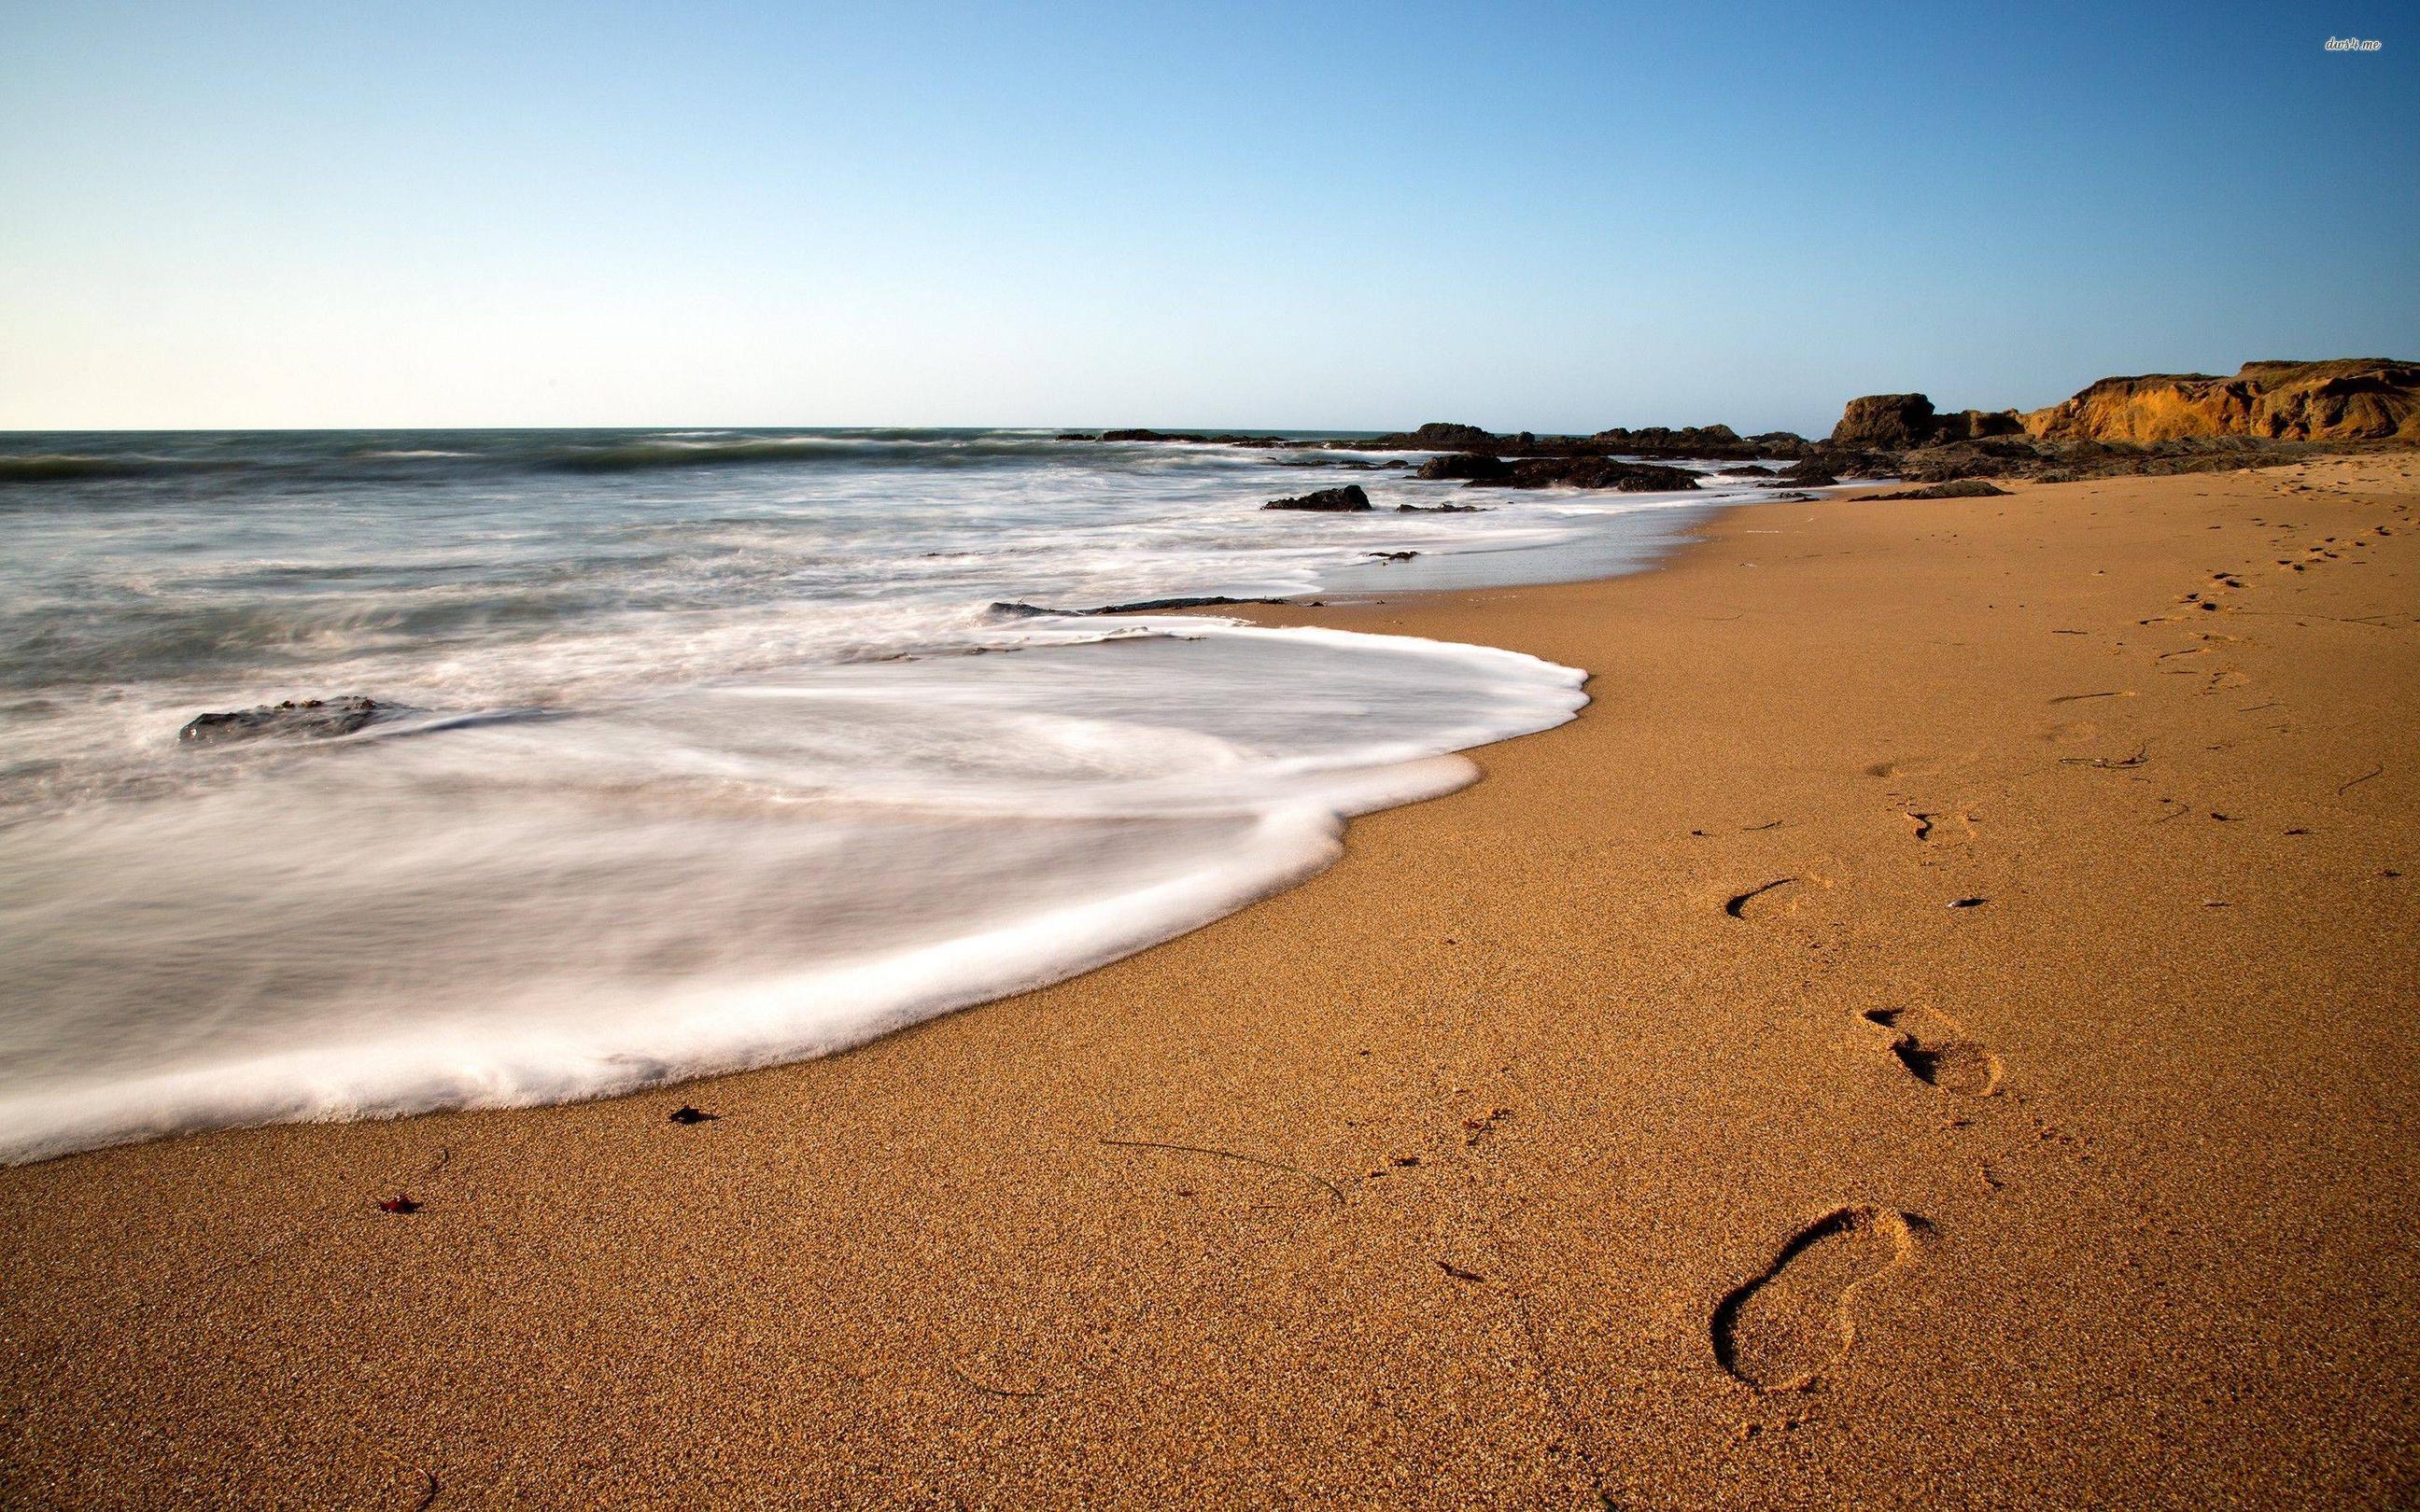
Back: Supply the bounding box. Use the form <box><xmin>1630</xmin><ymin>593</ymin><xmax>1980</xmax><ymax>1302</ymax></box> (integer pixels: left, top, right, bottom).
<box><xmin>0</xmin><ymin>625</ymin><xmax>1583</xmax><ymax>1164</ymax></box>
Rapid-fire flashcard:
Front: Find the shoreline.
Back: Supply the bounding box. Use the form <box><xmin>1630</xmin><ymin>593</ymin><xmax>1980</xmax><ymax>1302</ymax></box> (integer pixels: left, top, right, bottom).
<box><xmin>4</xmin><ymin>457</ymin><xmax>2415</xmax><ymax>1506</ymax></box>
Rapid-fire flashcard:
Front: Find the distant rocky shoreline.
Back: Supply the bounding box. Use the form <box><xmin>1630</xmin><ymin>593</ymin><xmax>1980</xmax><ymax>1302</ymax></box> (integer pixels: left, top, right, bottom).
<box><xmin>1062</xmin><ymin>357</ymin><xmax>2420</xmax><ymax>488</ymax></box>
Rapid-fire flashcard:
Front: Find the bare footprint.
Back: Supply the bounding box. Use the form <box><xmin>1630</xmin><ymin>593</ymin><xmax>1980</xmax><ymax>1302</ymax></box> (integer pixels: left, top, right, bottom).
<box><xmin>1712</xmin><ymin>1206</ymin><xmax>1918</xmax><ymax>1392</ymax></box>
<box><xmin>1724</xmin><ymin>877</ymin><xmax>1799</xmax><ymax>919</ymax></box>
<box><xmin>1862</xmin><ymin>1007</ymin><xmax>2005</xmax><ymax>1096</ymax></box>
<box><xmin>1864</xmin><ymin>755</ymin><xmax>1948</xmax><ymax>778</ymax></box>
<box><xmin>1903</xmin><ymin>809</ymin><xmax>1975</xmax><ymax>844</ymax></box>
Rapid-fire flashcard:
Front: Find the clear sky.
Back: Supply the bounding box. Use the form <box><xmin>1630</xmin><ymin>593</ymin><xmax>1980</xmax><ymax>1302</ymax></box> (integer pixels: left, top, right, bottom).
<box><xmin>2</xmin><ymin>1</ymin><xmax>2413</xmax><ymax>433</ymax></box>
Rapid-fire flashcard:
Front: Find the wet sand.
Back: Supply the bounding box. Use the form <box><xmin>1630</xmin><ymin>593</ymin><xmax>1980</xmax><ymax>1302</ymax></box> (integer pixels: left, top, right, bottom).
<box><xmin>4</xmin><ymin>456</ymin><xmax>2416</xmax><ymax>1508</ymax></box>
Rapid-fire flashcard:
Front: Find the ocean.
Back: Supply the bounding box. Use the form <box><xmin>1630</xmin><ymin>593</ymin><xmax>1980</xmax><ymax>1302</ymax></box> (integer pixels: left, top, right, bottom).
<box><xmin>0</xmin><ymin>427</ymin><xmax>1766</xmax><ymax>1162</ymax></box>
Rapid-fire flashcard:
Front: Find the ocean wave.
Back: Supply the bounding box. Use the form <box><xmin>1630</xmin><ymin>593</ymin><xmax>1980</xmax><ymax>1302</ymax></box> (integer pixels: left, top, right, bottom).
<box><xmin>544</xmin><ymin>435</ymin><xmax>1130</xmax><ymax>473</ymax></box>
<box><xmin>0</xmin><ymin>454</ymin><xmax>252</xmax><ymax>484</ymax></box>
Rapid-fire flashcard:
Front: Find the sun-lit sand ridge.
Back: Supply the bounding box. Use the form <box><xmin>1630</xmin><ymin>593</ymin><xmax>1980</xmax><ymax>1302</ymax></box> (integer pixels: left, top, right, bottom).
<box><xmin>2</xmin><ymin>456</ymin><xmax>2413</xmax><ymax>1508</ymax></box>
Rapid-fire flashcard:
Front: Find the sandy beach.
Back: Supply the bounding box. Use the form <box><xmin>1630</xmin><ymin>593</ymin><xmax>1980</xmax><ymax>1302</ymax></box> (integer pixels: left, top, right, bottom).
<box><xmin>4</xmin><ymin>456</ymin><xmax>2415</xmax><ymax>1508</ymax></box>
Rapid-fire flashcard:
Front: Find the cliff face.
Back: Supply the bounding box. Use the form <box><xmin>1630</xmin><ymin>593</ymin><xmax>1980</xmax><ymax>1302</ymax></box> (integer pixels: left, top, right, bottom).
<box><xmin>2021</xmin><ymin>359</ymin><xmax>2420</xmax><ymax>443</ymax></box>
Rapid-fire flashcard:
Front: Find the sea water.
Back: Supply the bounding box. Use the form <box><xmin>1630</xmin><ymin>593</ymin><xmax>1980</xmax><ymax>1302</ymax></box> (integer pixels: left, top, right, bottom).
<box><xmin>0</xmin><ymin>428</ymin><xmax>1766</xmax><ymax>1162</ymax></box>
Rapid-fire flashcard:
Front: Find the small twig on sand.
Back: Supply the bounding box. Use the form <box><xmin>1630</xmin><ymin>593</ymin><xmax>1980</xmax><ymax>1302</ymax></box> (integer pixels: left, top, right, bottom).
<box><xmin>1098</xmin><ymin>1138</ymin><xmax>1346</xmax><ymax>1204</ymax></box>
<box><xmin>2061</xmin><ymin>741</ymin><xmax>2150</xmax><ymax>769</ymax></box>
<box><xmin>2049</xmin><ymin>691</ymin><xmax>2131</xmax><ymax>704</ymax></box>
<box><xmin>2235</xmin><ymin>609</ymin><xmax>2411</xmax><ymax>628</ymax></box>
<box><xmin>2338</xmin><ymin>764</ymin><xmax>2385</xmax><ymax>796</ymax></box>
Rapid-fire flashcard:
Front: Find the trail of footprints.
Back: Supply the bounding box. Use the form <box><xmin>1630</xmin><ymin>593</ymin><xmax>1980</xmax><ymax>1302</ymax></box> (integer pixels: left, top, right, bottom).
<box><xmin>1707</xmin><ymin>1005</ymin><xmax>2003</xmax><ymax>1395</ymax></box>
<box><xmin>1703</xmin><ymin>478</ymin><xmax>2420</xmax><ymax>1404</ymax></box>
<box><xmin>1708</xmin><ymin>773</ymin><xmax>2019</xmax><ymax>1398</ymax></box>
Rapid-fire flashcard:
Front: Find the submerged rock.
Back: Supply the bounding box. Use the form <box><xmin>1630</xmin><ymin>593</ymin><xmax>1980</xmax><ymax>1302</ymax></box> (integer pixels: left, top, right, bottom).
<box><xmin>991</xmin><ymin>595</ymin><xmax>1290</xmax><ymax>618</ymax></box>
<box><xmin>1097</xmin><ymin>428</ymin><xmax>1209</xmax><ymax>442</ymax></box>
<box><xmin>1262</xmin><ymin>485</ymin><xmax>1372</xmax><ymax>512</ymax></box>
<box><xmin>178</xmin><ymin>696</ymin><xmax>383</xmax><ymax>747</ymax></box>
<box><xmin>1464</xmin><ymin>457</ymin><xmax>1700</xmax><ymax>492</ymax></box>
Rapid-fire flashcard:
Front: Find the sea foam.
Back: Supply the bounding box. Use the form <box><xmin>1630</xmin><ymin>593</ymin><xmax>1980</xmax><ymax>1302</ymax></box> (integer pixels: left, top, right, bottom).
<box><xmin>0</xmin><ymin>623</ymin><xmax>1583</xmax><ymax>1164</ymax></box>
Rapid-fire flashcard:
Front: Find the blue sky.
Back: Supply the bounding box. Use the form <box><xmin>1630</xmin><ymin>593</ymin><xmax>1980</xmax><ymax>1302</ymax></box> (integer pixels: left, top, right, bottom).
<box><xmin>2</xmin><ymin>1</ymin><xmax>2413</xmax><ymax>432</ymax></box>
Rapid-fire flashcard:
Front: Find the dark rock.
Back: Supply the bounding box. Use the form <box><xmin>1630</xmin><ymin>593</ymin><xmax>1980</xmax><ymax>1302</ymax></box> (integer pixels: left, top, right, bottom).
<box><xmin>1832</xmin><ymin>394</ymin><xmax>1939</xmax><ymax>450</ymax></box>
<box><xmin>1053</xmin><ymin>431</ymin><xmax>1098</xmax><ymax>441</ymax></box>
<box><xmin>1368</xmin><ymin>551</ymin><xmax>1419</xmax><ymax>562</ymax></box>
<box><xmin>1466</xmin><ymin>457</ymin><xmax>1699</xmax><ymax>492</ymax></box>
<box><xmin>1930</xmin><ymin>409</ymin><xmax>2026</xmax><ymax>443</ymax></box>
<box><xmin>1358</xmin><ymin>422</ymin><xmax>1503</xmax><ymax>451</ymax></box>
<box><xmin>1864</xmin><ymin>479</ymin><xmax>2011</xmax><ymax>499</ymax></box>
<box><xmin>179</xmin><ymin>696</ymin><xmax>383</xmax><ymax>747</ymax></box>
<box><xmin>1715</xmin><ymin>464</ymin><xmax>1779</xmax><ymax>477</ymax></box>
<box><xmin>1744</xmin><ymin>432</ymin><xmax>1817</xmax><ymax>459</ymax></box>
<box><xmin>1399</xmin><ymin>422</ymin><xmax>1497</xmax><ymax>450</ymax></box>
<box><xmin>1098</xmin><ymin>428</ymin><xmax>1209</xmax><ymax>443</ymax></box>
<box><xmin>992</xmin><ymin>595</ymin><xmax>1290</xmax><ymax>618</ymax></box>
<box><xmin>1262</xmin><ymin>485</ymin><xmax>1372</xmax><ymax>512</ymax></box>
<box><xmin>1396</xmin><ymin>503</ymin><xmax>1491</xmax><ymax>512</ymax></box>
<box><xmin>1415</xmin><ymin>453</ymin><xmax>1513</xmax><ymax>482</ymax></box>
<box><xmin>1090</xmin><ymin>595</ymin><xmax>1293</xmax><ymax>614</ymax></box>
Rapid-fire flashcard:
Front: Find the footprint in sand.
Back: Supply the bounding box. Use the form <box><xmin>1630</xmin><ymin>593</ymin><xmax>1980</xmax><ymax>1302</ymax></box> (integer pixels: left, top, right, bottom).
<box><xmin>1862</xmin><ymin>1007</ymin><xmax>2005</xmax><ymax>1096</ymax></box>
<box><xmin>1712</xmin><ymin>1205</ymin><xmax>1918</xmax><ymax>1393</ymax></box>
<box><xmin>1723</xmin><ymin>876</ymin><xmax>1800</xmax><ymax>919</ymax></box>
<box><xmin>1902</xmin><ymin>809</ymin><xmax>1975</xmax><ymax>843</ymax></box>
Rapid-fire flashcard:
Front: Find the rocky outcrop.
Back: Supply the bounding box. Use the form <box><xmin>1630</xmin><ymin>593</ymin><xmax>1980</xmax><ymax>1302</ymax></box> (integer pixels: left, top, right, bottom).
<box><xmin>1362</xmin><ymin>422</ymin><xmax>1498</xmax><ymax>451</ymax></box>
<box><xmin>1084</xmin><ymin>420</ymin><xmax>1808</xmax><ymax>463</ymax></box>
<box><xmin>1830</xmin><ymin>394</ymin><xmax>2023</xmax><ymax>450</ymax></box>
<box><xmin>1089</xmin><ymin>429</ymin><xmax>1296</xmax><ymax>446</ymax></box>
<box><xmin>1414</xmin><ymin>453</ymin><xmax>1513</xmax><ymax>482</ymax></box>
<box><xmin>1262</xmin><ymin>484</ymin><xmax>1373</xmax><ymax>511</ymax></box>
<box><xmin>2021</xmin><ymin>359</ymin><xmax>2420</xmax><ymax>443</ymax></box>
<box><xmin>179</xmin><ymin>696</ymin><xmax>383</xmax><ymax>746</ymax></box>
<box><xmin>1468</xmin><ymin>458</ymin><xmax>1700</xmax><ymax>492</ymax></box>
<box><xmin>1831</xmin><ymin>394</ymin><xmax>1938</xmax><ymax>450</ymax></box>
<box><xmin>1931</xmin><ymin>409</ymin><xmax>2026</xmax><ymax>442</ymax></box>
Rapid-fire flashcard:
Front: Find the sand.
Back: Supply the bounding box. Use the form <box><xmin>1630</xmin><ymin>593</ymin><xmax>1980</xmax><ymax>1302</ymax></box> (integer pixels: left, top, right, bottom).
<box><xmin>3</xmin><ymin>457</ymin><xmax>2415</xmax><ymax>1509</ymax></box>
